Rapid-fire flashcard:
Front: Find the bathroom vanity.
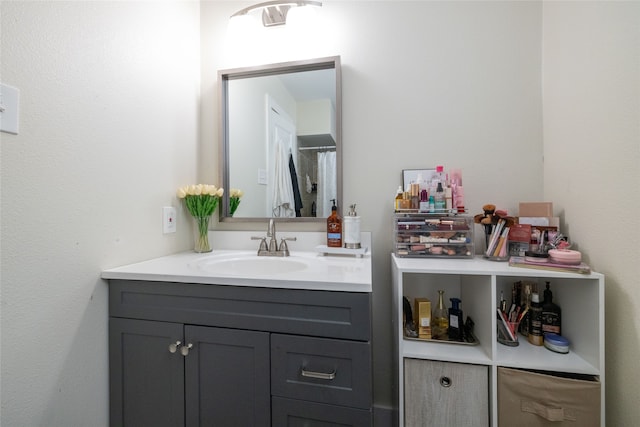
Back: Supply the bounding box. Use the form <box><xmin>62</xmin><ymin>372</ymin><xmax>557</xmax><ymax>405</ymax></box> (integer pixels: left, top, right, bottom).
<box><xmin>102</xmin><ymin>232</ymin><xmax>373</xmax><ymax>427</ymax></box>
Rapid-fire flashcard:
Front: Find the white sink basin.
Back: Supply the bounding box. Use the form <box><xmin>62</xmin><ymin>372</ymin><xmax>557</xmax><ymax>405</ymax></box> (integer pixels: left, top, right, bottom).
<box><xmin>191</xmin><ymin>253</ymin><xmax>309</xmax><ymax>276</ymax></box>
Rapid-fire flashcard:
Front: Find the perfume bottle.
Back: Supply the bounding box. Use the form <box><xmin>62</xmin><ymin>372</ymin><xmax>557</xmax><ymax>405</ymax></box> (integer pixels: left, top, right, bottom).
<box><xmin>448</xmin><ymin>297</ymin><xmax>464</xmax><ymax>341</ymax></box>
<box><xmin>432</xmin><ymin>290</ymin><xmax>449</xmax><ymax>339</ymax></box>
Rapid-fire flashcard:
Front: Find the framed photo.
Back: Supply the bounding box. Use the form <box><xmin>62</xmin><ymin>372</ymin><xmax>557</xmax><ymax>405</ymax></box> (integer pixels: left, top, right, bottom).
<box><xmin>402</xmin><ymin>168</ymin><xmax>437</xmax><ymax>191</ymax></box>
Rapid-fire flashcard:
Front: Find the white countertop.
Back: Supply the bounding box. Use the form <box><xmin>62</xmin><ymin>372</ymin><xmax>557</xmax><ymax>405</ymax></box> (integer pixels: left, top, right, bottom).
<box><xmin>101</xmin><ymin>231</ymin><xmax>372</xmax><ymax>292</ymax></box>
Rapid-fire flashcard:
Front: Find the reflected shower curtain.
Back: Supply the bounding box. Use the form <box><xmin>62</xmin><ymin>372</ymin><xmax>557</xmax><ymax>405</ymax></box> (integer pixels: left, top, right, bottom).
<box><xmin>316</xmin><ymin>151</ymin><xmax>337</xmax><ymax>218</ymax></box>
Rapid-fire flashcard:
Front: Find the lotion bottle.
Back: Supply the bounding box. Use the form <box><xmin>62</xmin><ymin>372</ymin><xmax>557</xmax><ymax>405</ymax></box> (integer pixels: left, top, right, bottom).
<box><xmin>542</xmin><ymin>282</ymin><xmax>561</xmax><ymax>335</ymax></box>
<box><xmin>445</xmin><ymin>187</ymin><xmax>453</xmax><ymax>212</ymax></box>
<box><xmin>327</xmin><ymin>199</ymin><xmax>342</xmax><ymax>248</ymax></box>
<box><xmin>528</xmin><ymin>292</ymin><xmax>544</xmax><ymax>346</ymax></box>
<box><xmin>343</xmin><ymin>204</ymin><xmax>361</xmax><ymax>249</ymax></box>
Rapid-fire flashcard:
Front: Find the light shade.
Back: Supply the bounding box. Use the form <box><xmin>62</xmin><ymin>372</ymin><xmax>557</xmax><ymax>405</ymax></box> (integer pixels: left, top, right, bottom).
<box><xmin>230</xmin><ymin>1</ymin><xmax>322</xmax><ymax>27</ymax></box>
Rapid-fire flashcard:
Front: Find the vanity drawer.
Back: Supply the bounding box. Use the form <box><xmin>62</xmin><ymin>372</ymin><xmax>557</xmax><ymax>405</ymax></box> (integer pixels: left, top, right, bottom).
<box><xmin>109</xmin><ymin>280</ymin><xmax>371</xmax><ymax>341</ymax></box>
<box><xmin>271</xmin><ymin>334</ymin><xmax>372</xmax><ymax>409</ymax></box>
<box><xmin>272</xmin><ymin>396</ymin><xmax>372</xmax><ymax>426</ymax></box>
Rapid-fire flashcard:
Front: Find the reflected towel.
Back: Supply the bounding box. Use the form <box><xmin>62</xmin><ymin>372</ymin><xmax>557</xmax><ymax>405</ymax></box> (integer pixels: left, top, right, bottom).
<box><xmin>272</xmin><ymin>139</ymin><xmax>295</xmax><ymax>217</ymax></box>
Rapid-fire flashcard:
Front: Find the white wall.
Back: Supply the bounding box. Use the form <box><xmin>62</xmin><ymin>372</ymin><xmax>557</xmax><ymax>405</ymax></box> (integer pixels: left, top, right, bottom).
<box><xmin>2</xmin><ymin>1</ymin><xmax>638</xmax><ymax>426</ymax></box>
<box><xmin>202</xmin><ymin>0</ymin><xmax>544</xmax><ymax>416</ymax></box>
<box><xmin>0</xmin><ymin>1</ymin><xmax>200</xmax><ymax>425</ymax></box>
<box><xmin>542</xmin><ymin>2</ymin><xmax>640</xmax><ymax>425</ymax></box>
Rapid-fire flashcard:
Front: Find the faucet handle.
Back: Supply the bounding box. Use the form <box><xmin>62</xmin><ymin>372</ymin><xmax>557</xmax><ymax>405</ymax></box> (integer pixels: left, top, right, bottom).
<box><xmin>278</xmin><ymin>239</ymin><xmax>290</xmax><ymax>256</ymax></box>
<box><xmin>278</xmin><ymin>237</ymin><xmax>296</xmax><ymax>256</ymax></box>
<box><xmin>251</xmin><ymin>236</ymin><xmax>268</xmax><ymax>254</ymax></box>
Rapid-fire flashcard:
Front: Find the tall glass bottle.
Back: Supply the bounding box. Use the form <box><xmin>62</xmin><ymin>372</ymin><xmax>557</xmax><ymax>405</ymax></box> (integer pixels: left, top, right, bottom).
<box><xmin>327</xmin><ymin>199</ymin><xmax>342</xmax><ymax>248</ymax></box>
<box><xmin>432</xmin><ymin>290</ymin><xmax>449</xmax><ymax>339</ymax></box>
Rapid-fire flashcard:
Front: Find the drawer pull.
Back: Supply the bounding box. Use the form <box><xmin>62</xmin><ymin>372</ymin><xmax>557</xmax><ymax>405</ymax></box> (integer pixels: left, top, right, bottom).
<box><xmin>440</xmin><ymin>376</ymin><xmax>452</xmax><ymax>388</ymax></box>
<box><xmin>301</xmin><ymin>368</ymin><xmax>336</xmax><ymax>380</ymax></box>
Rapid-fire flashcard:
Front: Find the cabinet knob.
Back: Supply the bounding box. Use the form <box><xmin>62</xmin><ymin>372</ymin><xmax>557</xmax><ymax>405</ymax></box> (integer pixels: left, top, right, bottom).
<box><xmin>180</xmin><ymin>343</ymin><xmax>193</xmax><ymax>356</ymax></box>
<box><xmin>168</xmin><ymin>341</ymin><xmax>181</xmax><ymax>353</ymax></box>
<box><xmin>440</xmin><ymin>376</ymin><xmax>452</xmax><ymax>388</ymax></box>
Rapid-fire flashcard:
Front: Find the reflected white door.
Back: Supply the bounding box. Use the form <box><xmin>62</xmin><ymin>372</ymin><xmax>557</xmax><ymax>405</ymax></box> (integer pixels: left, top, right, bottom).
<box><xmin>266</xmin><ymin>95</ymin><xmax>297</xmax><ymax>217</ymax></box>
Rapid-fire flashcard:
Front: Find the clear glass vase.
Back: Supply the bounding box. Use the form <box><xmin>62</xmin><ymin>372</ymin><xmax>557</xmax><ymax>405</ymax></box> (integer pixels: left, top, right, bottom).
<box><xmin>193</xmin><ymin>215</ymin><xmax>212</xmax><ymax>253</ymax></box>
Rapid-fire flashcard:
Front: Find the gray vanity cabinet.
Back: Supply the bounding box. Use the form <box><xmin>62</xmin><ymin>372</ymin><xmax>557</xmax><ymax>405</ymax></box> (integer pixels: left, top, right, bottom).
<box><xmin>110</xmin><ymin>318</ymin><xmax>270</xmax><ymax>427</ymax></box>
<box><xmin>184</xmin><ymin>325</ymin><xmax>270</xmax><ymax>427</ymax></box>
<box><xmin>109</xmin><ymin>318</ymin><xmax>185</xmax><ymax>427</ymax></box>
<box><xmin>108</xmin><ymin>279</ymin><xmax>372</xmax><ymax>427</ymax></box>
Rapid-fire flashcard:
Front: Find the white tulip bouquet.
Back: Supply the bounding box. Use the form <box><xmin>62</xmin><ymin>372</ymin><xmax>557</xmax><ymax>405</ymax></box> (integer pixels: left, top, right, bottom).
<box><xmin>177</xmin><ymin>184</ymin><xmax>224</xmax><ymax>252</ymax></box>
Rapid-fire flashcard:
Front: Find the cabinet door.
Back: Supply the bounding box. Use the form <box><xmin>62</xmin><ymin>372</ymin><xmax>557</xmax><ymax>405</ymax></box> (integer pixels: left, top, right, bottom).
<box><xmin>184</xmin><ymin>325</ymin><xmax>270</xmax><ymax>427</ymax></box>
<box><xmin>404</xmin><ymin>358</ymin><xmax>489</xmax><ymax>427</ymax></box>
<box><xmin>109</xmin><ymin>318</ymin><xmax>185</xmax><ymax>427</ymax></box>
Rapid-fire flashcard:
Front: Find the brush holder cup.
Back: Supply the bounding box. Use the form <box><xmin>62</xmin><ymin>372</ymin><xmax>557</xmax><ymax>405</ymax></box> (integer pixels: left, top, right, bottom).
<box><xmin>482</xmin><ymin>224</ymin><xmax>509</xmax><ymax>261</ymax></box>
<box><xmin>497</xmin><ymin>319</ymin><xmax>521</xmax><ymax>347</ymax></box>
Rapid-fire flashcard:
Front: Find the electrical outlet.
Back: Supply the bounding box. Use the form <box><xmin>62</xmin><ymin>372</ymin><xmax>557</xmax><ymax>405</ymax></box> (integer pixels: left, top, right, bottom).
<box><xmin>163</xmin><ymin>207</ymin><xmax>176</xmax><ymax>234</ymax></box>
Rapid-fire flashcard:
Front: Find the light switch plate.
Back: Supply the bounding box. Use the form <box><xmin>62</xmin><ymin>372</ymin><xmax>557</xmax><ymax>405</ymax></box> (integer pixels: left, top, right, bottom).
<box><xmin>258</xmin><ymin>168</ymin><xmax>267</xmax><ymax>185</ymax></box>
<box><xmin>163</xmin><ymin>206</ymin><xmax>177</xmax><ymax>234</ymax></box>
<box><xmin>0</xmin><ymin>83</ymin><xmax>20</xmax><ymax>135</ymax></box>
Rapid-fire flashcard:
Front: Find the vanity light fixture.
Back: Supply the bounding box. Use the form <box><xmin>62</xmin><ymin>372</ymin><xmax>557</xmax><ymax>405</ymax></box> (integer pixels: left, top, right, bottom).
<box><xmin>230</xmin><ymin>0</ymin><xmax>322</xmax><ymax>27</ymax></box>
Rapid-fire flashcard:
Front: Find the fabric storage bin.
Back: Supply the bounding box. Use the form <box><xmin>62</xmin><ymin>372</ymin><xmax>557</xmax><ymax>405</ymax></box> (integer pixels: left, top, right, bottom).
<box><xmin>497</xmin><ymin>367</ymin><xmax>601</xmax><ymax>427</ymax></box>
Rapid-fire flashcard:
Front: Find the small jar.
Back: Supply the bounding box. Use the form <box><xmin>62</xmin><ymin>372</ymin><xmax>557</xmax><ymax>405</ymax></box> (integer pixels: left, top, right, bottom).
<box><xmin>544</xmin><ymin>333</ymin><xmax>570</xmax><ymax>354</ymax></box>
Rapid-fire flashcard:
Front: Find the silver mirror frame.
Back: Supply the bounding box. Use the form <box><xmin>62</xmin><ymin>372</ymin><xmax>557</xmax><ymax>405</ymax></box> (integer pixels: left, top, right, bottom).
<box><xmin>218</xmin><ymin>56</ymin><xmax>342</xmax><ymax>222</ymax></box>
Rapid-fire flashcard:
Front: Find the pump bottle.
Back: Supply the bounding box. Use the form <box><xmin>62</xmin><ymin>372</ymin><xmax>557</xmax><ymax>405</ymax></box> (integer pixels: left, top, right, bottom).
<box><xmin>528</xmin><ymin>292</ymin><xmax>543</xmax><ymax>346</ymax></box>
<box><xmin>327</xmin><ymin>199</ymin><xmax>342</xmax><ymax>248</ymax></box>
<box><xmin>343</xmin><ymin>204</ymin><xmax>361</xmax><ymax>249</ymax></box>
<box><xmin>541</xmin><ymin>282</ymin><xmax>561</xmax><ymax>335</ymax></box>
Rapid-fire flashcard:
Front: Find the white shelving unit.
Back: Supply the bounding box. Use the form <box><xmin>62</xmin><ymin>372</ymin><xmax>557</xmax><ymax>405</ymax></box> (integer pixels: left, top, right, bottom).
<box><xmin>392</xmin><ymin>254</ymin><xmax>605</xmax><ymax>427</ymax></box>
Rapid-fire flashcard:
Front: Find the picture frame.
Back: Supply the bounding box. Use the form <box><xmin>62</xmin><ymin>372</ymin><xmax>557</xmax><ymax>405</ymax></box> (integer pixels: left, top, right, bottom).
<box><xmin>402</xmin><ymin>168</ymin><xmax>437</xmax><ymax>191</ymax></box>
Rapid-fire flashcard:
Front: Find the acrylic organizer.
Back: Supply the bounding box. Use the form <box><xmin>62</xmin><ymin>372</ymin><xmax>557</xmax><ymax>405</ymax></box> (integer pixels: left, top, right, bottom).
<box><xmin>394</xmin><ymin>212</ymin><xmax>474</xmax><ymax>258</ymax></box>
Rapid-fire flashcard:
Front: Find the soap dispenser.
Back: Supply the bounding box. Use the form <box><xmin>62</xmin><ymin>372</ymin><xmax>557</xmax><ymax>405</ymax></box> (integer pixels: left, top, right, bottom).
<box><xmin>343</xmin><ymin>204</ymin><xmax>361</xmax><ymax>249</ymax></box>
<box><xmin>327</xmin><ymin>199</ymin><xmax>342</xmax><ymax>248</ymax></box>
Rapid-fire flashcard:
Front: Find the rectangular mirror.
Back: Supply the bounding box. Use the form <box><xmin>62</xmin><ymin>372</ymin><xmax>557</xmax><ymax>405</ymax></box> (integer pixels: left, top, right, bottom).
<box><xmin>218</xmin><ymin>56</ymin><xmax>342</xmax><ymax>222</ymax></box>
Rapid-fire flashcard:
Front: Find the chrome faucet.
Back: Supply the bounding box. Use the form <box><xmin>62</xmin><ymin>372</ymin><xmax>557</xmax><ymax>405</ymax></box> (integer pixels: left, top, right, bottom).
<box><xmin>251</xmin><ymin>219</ymin><xmax>296</xmax><ymax>257</ymax></box>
